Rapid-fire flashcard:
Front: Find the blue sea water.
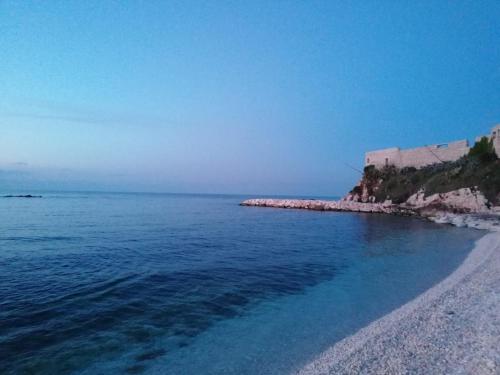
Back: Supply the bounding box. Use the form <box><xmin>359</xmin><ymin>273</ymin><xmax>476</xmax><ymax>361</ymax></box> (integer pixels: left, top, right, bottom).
<box><xmin>0</xmin><ymin>192</ymin><xmax>483</xmax><ymax>375</ymax></box>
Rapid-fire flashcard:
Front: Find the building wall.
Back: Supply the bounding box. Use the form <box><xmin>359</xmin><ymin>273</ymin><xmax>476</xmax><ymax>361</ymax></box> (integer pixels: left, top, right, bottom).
<box><xmin>491</xmin><ymin>124</ymin><xmax>500</xmax><ymax>156</ymax></box>
<box><xmin>365</xmin><ymin>147</ymin><xmax>401</xmax><ymax>169</ymax></box>
<box><xmin>365</xmin><ymin>125</ymin><xmax>500</xmax><ymax>170</ymax></box>
<box><xmin>365</xmin><ymin>141</ymin><xmax>469</xmax><ymax>169</ymax></box>
<box><xmin>399</xmin><ymin>140</ymin><xmax>470</xmax><ymax>169</ymax></box>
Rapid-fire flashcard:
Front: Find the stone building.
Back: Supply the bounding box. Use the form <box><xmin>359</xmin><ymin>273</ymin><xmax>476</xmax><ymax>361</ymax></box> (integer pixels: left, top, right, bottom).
<box><xmin>365</xmin><ymin>124</ymin><xmax>500</xmax><ymax>169</ymax></box>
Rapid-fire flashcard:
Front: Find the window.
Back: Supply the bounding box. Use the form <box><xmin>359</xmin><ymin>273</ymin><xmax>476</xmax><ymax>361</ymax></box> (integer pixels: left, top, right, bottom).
<box><xmin>367</xmin><ymin>158</ymin><xmax>370</xmax><ymax>164</ymax></box>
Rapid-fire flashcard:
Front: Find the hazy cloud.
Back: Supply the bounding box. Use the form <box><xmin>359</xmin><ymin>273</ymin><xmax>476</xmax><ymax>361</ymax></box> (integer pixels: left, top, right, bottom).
<box><xmin>0</xmin><ymin>97</ymin><xmax>170</xmax><ymax>128</ymax></box>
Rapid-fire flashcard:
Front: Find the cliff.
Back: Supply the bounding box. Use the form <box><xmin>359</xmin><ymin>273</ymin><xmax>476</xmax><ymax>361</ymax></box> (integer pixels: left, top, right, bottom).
<box><xmin>242</xmin><ymin>138</ymin><xmax>500</xmax><ymax>220</ymax></box>
<box><xmin>346</xmin><ymin>139</ymin><xmax>500</xmax><ymax>209</ymax></box>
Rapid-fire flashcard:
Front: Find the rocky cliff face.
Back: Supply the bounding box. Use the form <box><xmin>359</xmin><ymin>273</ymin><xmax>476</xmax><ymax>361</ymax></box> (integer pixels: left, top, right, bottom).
<box><xmin>346</xmin><ymin>155</ymin><xmax>500</xmax><ymax>207</ymax></box>
<box><xmin>403</xmin><ymin>188</ymin><xmax>491</xmax><ymax>214</ymax></box>
<box><xmin>243</xmin><ymin>180</ymin><xmax>496</xmax><ymax>221</ymax></box>
<box><xmin>344</xmin><ymin>182</ymin><xmax>493</xmax><ymax>217</ymax></box>
<box><xmin>242</xmin><ymin>148</ymin><xmax>500</xmax><ymax>220</ymax></box>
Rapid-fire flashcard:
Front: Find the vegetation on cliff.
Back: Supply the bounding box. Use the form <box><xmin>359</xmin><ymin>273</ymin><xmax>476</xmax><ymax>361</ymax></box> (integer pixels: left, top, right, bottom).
<box><xmin>351</xmin><ymin>137</ymin><xmax>500</xmax><ymax>205</ymax></box>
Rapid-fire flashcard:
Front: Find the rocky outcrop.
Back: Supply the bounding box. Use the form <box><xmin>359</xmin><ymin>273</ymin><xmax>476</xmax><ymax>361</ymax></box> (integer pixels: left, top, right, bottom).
<box><xmin>242</xmin><ymin>153</ymin><xmax>500</xmax><ymax>221</ymax></box>
<box><xmin>2</xmin><ymin>195</ymin><xmax>42</xmax><ymax>198</ymax></box>
<box><xmin>241</xmin><ymin>188</ymin><xmax>498</xmax><ymax>219</ymax></box>
<box><xmin>403</xmin><ymin>188</ymin><xmax>490</xmax><ymax>215</ymax></box>
<box><xmin>427</xmin><ymin>212</ymin><xmax>500</xmax><ymax>231</ymax></box>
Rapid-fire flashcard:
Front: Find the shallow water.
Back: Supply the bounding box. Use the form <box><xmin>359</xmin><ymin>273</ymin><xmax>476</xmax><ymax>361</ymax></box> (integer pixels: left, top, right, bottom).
<box><xmin>0</xmin><ymin>193</ymin><xmax>482</xmax><ymax>374</ymax></box>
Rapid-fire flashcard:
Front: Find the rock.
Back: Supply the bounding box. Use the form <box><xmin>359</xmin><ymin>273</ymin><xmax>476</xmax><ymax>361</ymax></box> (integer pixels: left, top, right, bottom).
<box><xmin>241</xmin><ymin>188</ymin><xmax>498</xmax><ymax>221</ymax></box>
<box><xmin>403</xmin><ymin>188</ymin><xmax>490</xmax><ymax>214</ymax></box>
<box><xmin>2</xmin><ymin>194</ymin><xmax>42</xmax><ymax>198</ymax></box>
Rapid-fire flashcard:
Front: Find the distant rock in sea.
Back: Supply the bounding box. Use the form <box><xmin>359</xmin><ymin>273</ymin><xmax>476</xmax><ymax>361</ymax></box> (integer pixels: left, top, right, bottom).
<box><xmin>2</xmin><ymin>195</ymin><xmax>42</xmax><ymax>198</ymax></box>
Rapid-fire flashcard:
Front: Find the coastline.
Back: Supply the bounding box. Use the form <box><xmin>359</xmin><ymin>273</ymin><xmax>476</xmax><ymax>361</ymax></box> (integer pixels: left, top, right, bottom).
<box><xmin>240</xmin><ymin>190</ymin><xmax>495</xmax><ymax>217</ymax></box>
<box><xmin>296</xmin><ymin>230</ymin><xmax>500</xmax><ymax>374</ymax></box>
<box><xmin>241</xmin><ymin>197</ymin><xmax>500</xmax><ymax>373</ymax></box>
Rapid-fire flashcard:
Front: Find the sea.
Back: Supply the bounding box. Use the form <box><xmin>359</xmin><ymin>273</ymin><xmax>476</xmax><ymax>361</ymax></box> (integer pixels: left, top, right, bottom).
<box><xmin>0</xmin><ymin>192</ymin><xmax>483</xmax><ymax>374</ymax></box>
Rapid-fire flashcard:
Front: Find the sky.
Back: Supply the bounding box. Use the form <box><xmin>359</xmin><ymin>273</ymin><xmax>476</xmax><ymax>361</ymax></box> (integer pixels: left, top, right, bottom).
<box><xmin>1</xmin><ymin>1</ymin><xmax>499</xmax><ymax>196</ymax></box>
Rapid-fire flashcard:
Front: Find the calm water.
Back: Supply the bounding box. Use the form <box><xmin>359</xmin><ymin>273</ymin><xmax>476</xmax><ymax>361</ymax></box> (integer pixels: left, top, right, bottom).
<box><xmin>0</xmin><ymin>193</ymin><xmax>482</xmax><ymax>374</ymax></box>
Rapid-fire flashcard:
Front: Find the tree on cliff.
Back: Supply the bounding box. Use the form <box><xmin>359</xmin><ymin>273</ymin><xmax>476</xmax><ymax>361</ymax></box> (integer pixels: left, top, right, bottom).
<box><xmin>469</xmin><ymin>137</ymin><xmax>498</xmax><ymax>163</ymax></box>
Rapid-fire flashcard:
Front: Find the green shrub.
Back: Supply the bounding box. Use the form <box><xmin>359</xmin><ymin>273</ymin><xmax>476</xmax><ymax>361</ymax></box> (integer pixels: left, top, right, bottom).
<box><xmin>469</xmin><ymin>137</ymin><xmax>498</xmax><ymax>163</ymax></box>
<box><xmin>360</xmin><ymin>155</ymin><xmax>500</xmax><ymax>205</ymax></box>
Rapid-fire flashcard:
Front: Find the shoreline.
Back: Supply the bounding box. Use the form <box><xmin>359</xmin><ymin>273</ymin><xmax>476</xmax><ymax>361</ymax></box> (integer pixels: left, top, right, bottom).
<box><xmin>244</xmin><ymin>196</ymin><xmax>500</xmax><ymax>373</ymax></box>
<box><xmin>241</xmin><ymin>197</ymin><xmax>500</xmax><ymax>231</ymax></box>
<box><xmin>295</xmin><ymin>230</ymin><xmax>500</xmax><ymax>374</ymax></box>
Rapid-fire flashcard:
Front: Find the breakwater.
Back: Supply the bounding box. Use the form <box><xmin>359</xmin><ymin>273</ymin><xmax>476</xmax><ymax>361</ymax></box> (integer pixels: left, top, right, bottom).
<box><xmin>240</xmin><ymin>198</ymin><xmax>409</xmax><ymax>214</ymax></box>
<box><xmin>241</xmin><ymin>188</ymin><xmax>497</xmax><ymax>218</ymax></box>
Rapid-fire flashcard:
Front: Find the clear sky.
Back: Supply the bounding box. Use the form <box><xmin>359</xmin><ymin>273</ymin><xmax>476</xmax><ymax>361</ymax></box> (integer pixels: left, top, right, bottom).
<box><xmin>1</xmin><ymin>1</ymin><xmax>499</xmax><ymax>196</ymax></box>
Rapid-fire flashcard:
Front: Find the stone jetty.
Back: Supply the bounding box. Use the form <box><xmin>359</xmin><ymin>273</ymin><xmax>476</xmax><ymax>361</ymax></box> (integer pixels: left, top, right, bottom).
<box><xmin>241</xmin><ymin>188</ymin><xmax>495</xmax><ymax>217</ymax></box>
<box><xmin>240</xmin><ymin>198</ymin><xmax>407</xmax><ymax>214</ymax></box>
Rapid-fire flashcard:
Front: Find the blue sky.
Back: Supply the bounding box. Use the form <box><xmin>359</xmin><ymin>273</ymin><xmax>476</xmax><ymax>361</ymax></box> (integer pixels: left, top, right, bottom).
<box><xmin>1</xmin><ymin>1</ymin><xmax>499</xmax><ymax>195</ymax></box>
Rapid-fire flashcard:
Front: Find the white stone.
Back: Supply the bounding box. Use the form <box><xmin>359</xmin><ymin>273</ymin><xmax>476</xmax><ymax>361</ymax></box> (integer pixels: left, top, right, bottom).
<box><xmin>403</xmin><ymin>188</ymin><xmax>490</xmax><ymax>214</ymax></box>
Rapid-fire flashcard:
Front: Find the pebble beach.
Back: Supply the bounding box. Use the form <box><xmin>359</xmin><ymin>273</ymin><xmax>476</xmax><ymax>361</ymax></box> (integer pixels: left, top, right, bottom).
<box><xmin>297</xmin><ymin>231</ymin><xmax>500</xmax><ymax>375</ymax></box>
